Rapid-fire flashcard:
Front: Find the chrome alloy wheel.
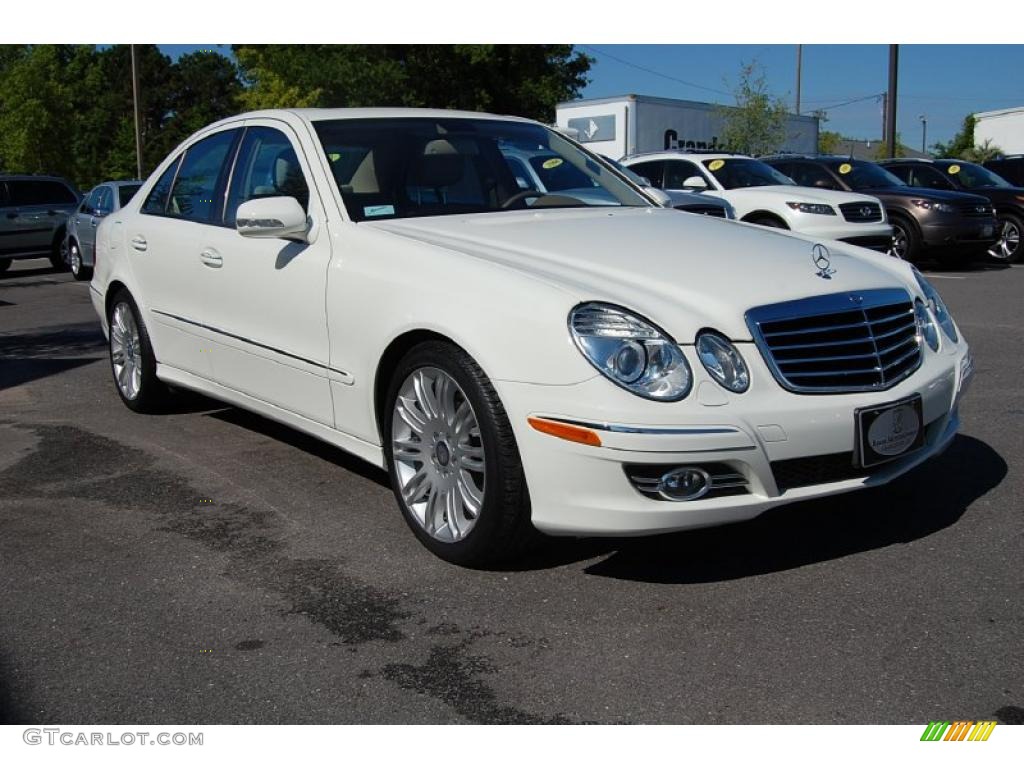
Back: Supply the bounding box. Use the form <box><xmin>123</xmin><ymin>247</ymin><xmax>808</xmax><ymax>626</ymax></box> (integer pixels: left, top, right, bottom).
<box><xmin>988</xmin><ymin>219</ymin><xmax>1021</xmax><ymax>261</ymax></box>
<box><xmin>889</xmin><ymin>223</ymin><xmax>909</xmax><ymax>260</ymax></box>
<box><xmin>69</xmin><ymin>243</ymin><xmax>82</xmax><ymax>276</ymax></box>
<box><xmin>110</xmin><ymin>302</ymin><xmax>143</xmax><ymax>400</ymax></box>
<box><xmin>391</xmin><ymin>367</ymin><xmax>486</xmax><ymax>543</ymax></box>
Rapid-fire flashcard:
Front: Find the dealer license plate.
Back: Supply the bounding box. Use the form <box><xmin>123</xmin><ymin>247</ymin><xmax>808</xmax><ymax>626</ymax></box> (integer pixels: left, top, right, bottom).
<box><xmin>855</xmin><ymin>394</ymin><xmax>925</xmax><ymax>468</ymax></box>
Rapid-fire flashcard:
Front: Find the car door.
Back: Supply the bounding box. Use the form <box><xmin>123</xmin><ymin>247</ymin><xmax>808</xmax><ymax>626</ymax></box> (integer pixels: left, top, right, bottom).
<box><xmin>128</xmin><ymin>128</ymin><xmax>242</xmax><ymax>380</ymax></box>
<box><xmin>78</xmin><ymin>186</ymin><xmax>111</xmax><ymax>260</ymax></box>
<box><xmin>196</xmin><ymin>121</ymin><xmax>335</xmax><ymax>426</ymax></box>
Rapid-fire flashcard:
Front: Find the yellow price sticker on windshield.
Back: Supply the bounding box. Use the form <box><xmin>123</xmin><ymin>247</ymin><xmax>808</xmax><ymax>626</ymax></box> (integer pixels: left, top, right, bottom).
<box><xmin>328</xmin><ymin>153</ymin><xmax>341</xmax><ymax>162</ymax></box>
<box><xmin>838</xmin><ymin>163</ymin><xmax>852</xmax><ymax>174</ymax></box>
<box><xmin>948</xmin><ymin>164</ymin><xmax>961</xmax><ymax>174</ymax></box>
<box><xmin>542</xmin><ymin>158</ymin><xmax>563</xmax><ymax>170</ymax></box>
<box><xmin>708</xmin><ymin>159</ymin><xmax>725</xmax><ymax>171</ymax></box>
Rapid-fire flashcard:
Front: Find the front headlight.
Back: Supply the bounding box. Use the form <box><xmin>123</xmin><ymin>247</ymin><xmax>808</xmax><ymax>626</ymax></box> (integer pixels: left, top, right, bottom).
<box><xmin>786</xmin><ymin>202</ymin><xmax>836</xmax><ymax>215</ymax></box>
<box><xmin>913</xmin><ymin>268</ymin><xmax>958</xmax><ymax>342</ymax></box>
<box><xmin>570</xmin><ymin>303</ymin><xmax>692</xmax><ymax>401</ymax></box>
<box><xmin>696</xmin><ymin>331</ymin><xmax>750</xmax><ymax>392</ymax></box>
<box><xmin>914</xmin><ymin>299</ymin><xmax>940</xmax><ymax>351</ymax></box>
<box><xmin>911</xmin><ymin>199</ymin><xmax>956</xmax><ymax>214</ymax></box>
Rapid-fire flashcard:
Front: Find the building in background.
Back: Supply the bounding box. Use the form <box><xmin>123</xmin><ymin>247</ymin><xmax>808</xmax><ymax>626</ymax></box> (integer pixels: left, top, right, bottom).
<box><xmin>555</xmin><ymin>94</ymin><xmax>819</xmax><ymax>160</ymax></box>
<box><xmin>974</xmin><ymin>107</ymin><xmax>1024</xmax><ymax>154</ymax></box>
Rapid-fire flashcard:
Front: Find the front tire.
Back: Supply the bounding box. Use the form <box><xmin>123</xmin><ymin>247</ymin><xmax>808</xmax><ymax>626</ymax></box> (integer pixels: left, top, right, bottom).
<box><xmin>68</xmin><ymin>241</ymin><xmax>92</xmax><ymax>281</ymax></box>
<box><xmin>108</xmin><ymin>290</ymin><xmax>168</xmax><ymax>413</ymax></box>
<box><xmin>989</xmin><ymin>213</ymin><xmax>1022</xmax><ymax>263</ymax></box>
<box><xmin>50</xmin><ymin>231</ymin><xmax>67</xmax><ymax>271</ymax></box>
<box><xmin>888</xmin><ymin>215</ymin><xmax>920</xmax><ymax>262</ymax></box>
<box><xmin>384</xmin><ymin>341</ymin><xmax>533</xmax><ymax>566</ymax></box>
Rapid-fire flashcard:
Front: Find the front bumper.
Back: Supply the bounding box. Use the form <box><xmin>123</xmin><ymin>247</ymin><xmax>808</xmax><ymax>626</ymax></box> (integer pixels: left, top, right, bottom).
<box><xmin>497</xmin><ymin>338</ymin><xmax>972</xmax><ymax>536</ymax></box>
<box><xmin>921</xmin><ymin>217</ymin><xmax>1000</xmax><ymax>248</ymax></box>
<box><xmin>793</xmin><ymin>219</ymin><xmax>891</xmax><ymax>243</ymax></box>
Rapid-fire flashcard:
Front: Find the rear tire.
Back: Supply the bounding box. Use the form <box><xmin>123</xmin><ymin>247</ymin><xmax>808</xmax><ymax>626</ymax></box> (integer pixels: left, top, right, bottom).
<box><xmin>383</xmin><ymin>340</ymin><xmax>534</xmax><ymax>567</ymax></box>
<box><xmin>107</xmin><ymin>289</ymin><xmax>168</xmax><ymax>413</ymax></box>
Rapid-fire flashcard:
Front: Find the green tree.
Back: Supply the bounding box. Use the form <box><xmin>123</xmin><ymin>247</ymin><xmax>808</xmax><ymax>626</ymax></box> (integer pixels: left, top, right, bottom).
<box><xmin>234</xmin><ymin>44</ymin><xmax>591</xmax><ymax>122</ymax></box>
<box><xmin>718</xmin><ymin>62</ymin><xmax>788</xmax><ymax>156</ymax></box>
<box><xmin>932</xmin><ymin>114</ymin><xmax>975</xmax><ymax>158</ymax></box>
<box><xmin>964</xmin><ymin>138</ymin><xmax>1003</xmax><ymax>163</ymax></box>
<box><xmin>873</xmin><ymin>135</ymin><xmax>904</xmax><ymax>160</ymax></box>
<box><xmin>818</xmin><ymin>130</ymin><xmax>843</xmax><ymax>154</ymax></box>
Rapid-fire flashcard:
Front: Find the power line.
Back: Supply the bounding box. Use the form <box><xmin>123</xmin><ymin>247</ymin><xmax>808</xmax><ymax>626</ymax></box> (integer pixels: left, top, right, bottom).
<box><xmin>580</xmin><ymin>45</ymin><xmax>733</xmax><ymax>99</ymax></box>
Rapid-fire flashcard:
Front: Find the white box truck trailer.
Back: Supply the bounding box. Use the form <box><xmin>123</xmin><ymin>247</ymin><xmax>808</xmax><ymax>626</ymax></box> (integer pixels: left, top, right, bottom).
<box><xmin>556</xmin><ymin>94</ymin><xmax>819</xmax><ymax>159</ymax></box>
<box><xmin>974</xmin><ymin>107</ymin><xmax>1024</xmax><ymax>155</ymax></box>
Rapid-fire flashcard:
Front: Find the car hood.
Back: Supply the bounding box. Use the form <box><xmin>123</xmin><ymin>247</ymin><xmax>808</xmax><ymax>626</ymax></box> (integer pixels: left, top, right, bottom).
<box><xmin>718</xmin><ymin>185</ymin><xmax>879</xmax><ymax>205</ymax></box>
<box><xmin>365</xmin><ymin>207</ymin><xmax>916</xmax><ymax>342</ymax></box>
<box><xmin>855</xmin><ymin>185</ymin><xmax>991</xmax><ymax>204</ymax></box>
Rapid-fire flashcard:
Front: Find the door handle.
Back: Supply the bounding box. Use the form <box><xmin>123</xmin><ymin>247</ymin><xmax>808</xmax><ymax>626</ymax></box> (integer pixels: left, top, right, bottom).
<box><xmin>199</xmin><ymin>248</ymin><xmax>223</xmax><ymax>268</ymax></box>
<box><xmin>130</xmin><ymin>235</ymin><xmax>148</xmax><ymax>252</ymax></box>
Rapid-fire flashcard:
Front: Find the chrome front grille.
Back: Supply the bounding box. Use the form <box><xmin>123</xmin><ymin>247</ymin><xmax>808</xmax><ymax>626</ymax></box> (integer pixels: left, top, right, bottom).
<box><xmin>746</xmin><ymin>288</ymin><xmax>921</xmax><ymax>393</ymax></box>
<box><xmin>839</xmin><ymin>202</ymin><xmax>883</xmax><ymax>223</ymax></box>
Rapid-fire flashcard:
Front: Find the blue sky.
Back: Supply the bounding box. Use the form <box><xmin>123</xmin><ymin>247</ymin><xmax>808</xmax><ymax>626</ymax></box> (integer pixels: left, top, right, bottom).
<box><xmin>158</xmin><ymin>44</ymin><xmax>1024</xmax><ymax>147</ymax></box>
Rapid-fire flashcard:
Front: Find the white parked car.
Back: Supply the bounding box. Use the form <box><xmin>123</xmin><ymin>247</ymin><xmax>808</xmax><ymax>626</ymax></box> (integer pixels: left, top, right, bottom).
<box><xmin>90</xmin><ymin>109</ymin><xmax>973</xmax><ymax>566</ymax></box>
<box><xmin>622</xmin><ymin>152</ymin><xmax>893</xmax><ymax>251</ymax></box>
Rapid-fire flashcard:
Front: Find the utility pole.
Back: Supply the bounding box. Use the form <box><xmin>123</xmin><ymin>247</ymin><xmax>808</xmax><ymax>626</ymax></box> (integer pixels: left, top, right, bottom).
<box><xmin>919</xmin><ymin>115</ymin><xmax>927</xmax><ymax>154</ymax></box>
<box><xmin>795</xmin><ymin>45</ymin><xmax>803</xmax><ymax>115</ymax></box>
<box><xmin>884</xmin><ymin>44</ymin><xmax>899</xmax><ymax>158</ymax></box>
<box><xmin>131</xmin><ymin>44</ymin><xmax>143</xmax><ymax>180</ymax></box>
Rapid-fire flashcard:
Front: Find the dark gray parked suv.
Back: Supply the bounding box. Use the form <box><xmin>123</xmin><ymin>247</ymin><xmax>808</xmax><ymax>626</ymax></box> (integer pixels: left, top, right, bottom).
<box><xmin>0</xmin><ymin>174</ymin><xmax>80</xmax><ymax>273</ymax></box>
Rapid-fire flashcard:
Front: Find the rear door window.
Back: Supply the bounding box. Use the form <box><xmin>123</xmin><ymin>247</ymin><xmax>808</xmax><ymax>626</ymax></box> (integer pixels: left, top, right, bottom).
<box><xmin>118</xmin><ymin>185</ymin><xmax>142</xmax><ymax>208</ymax></box>
<box><xmin>142</xmin><ymin>157</ymin><xmax>182</xmax><ymax>215</ymax></box>
<box><xmin>7</xmin><ymin>180</ymin><xmax>77</xmax><ymax>206</ymax></box>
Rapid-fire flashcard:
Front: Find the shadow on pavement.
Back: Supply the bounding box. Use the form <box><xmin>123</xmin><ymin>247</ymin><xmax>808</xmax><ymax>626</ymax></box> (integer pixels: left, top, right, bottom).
<box><xmin>509</xmin><ymin>434</ymin><xmax>1005</xmax><ymax>582</ymax></box>
<box><xmin>209</xmin><ymin>407</ymin><xmax>390</xmax><ymax>488</ymax></box>
<box><xmin>0</xmin><ymin>651</ymin><xmax>31</xmax><ymax>725</ymax></box>
<box><xmin>0</xmin><ymin>322</ymin><xmax>107</xmax><ymax>390</ymax></box>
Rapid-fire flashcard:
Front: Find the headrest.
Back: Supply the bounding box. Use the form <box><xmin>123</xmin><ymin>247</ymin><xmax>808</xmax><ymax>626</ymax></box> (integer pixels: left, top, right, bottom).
<box><xmin>409</xmin><ymin>139</ymin><xmax>466</xmax><ymax>189</ymax></box>
<box><xmin>274</xmin><ymin>148</ymin><xmax>300</xmax><ymax>189</ymax></box>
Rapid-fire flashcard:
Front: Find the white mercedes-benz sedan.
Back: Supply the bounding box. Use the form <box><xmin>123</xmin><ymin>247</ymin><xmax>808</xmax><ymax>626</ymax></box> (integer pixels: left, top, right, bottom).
<box><xmin>90</xmin><ymin>108</ymin><xmax>973</xmax><ymax>566</ymax></box>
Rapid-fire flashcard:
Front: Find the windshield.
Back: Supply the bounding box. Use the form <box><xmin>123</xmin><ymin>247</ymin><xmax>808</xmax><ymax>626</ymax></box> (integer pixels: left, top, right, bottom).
<box><xmin>118</xmin><ymin>184</ymin><xmax>142</xmax><ymax>208</ymax></box>
<box><xmin>313</xmin><ymin>117</ymin><xmax>649</xmax><ymax>222</ymax></box>
<box><xmin>702</xmin><ymin>158</ymin><xmax>795</xmax><ymax>189</ymax></box>
<box><xmin>945</xmin><ymin>162</ymin><xmax>1012</xmax><ymax>189</ymax></box>
<box><xmin>831</xmin><ymin>160</ymin><xmax>905</xmax><ymax>190</ymax></box>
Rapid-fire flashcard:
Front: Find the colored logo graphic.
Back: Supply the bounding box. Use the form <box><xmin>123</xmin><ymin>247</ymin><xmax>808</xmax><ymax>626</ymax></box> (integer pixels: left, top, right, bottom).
<box><xmin>920</xmin><ymin>721</ymin><xmax>997</xmax><ymax>742</ymax></box>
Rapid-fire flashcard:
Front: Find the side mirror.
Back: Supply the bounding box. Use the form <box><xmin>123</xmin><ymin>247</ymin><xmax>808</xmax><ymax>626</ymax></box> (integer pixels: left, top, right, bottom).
<box><xmin>236</xmin><ymin>196</ymin><xmax>308</xmax><ymax>241</ymax></box>
<box><xmin>682</xmin><ymin>176</ymin><xmax>708</xmax><ymax>191</ymax></box>
<box><xmin>643</xmin><ymin>187</ymin><xmax>674</xmax><ymax>207</ymax></box>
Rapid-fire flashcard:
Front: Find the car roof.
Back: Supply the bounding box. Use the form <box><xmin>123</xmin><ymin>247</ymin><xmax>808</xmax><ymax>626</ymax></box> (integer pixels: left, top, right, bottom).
<box><xmin>223</xmin><ymin>107</ymin><xmax>536</xmax><ymax>125</ymax></box>
<box><xmin>623</xmin><ymin>151</ymin><xmax>752</xmax><ymax>162</ymax></box>
<box><xmin>0</xmin><ymin>173</ymin><xmax>74</xmax><ymax>183</ymax></box>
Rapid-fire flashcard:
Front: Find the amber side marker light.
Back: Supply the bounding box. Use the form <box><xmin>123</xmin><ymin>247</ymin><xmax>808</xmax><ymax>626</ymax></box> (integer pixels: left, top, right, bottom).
<box><xmin>527</xmin><ymin>417</ymin><xmax>602</xmax><ymax>447</ymax></box>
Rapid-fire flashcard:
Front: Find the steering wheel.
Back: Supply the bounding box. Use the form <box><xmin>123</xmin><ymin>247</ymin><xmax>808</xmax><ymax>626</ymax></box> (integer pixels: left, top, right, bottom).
<box><xmin>500</xmin><ymin>190</ymin><xmax>543</xmax><ymax>209</ymax></box>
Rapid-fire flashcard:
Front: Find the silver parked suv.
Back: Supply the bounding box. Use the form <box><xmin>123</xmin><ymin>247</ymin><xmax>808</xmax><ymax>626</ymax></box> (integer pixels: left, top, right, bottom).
<box><xmin>65</xmin><ymin>180</ymin><xmax>142</xmax><ymax>280</ymax></box>
<box><xmin>0</xmin><ymin>174</ymin><xmax>80</xmax><ymax>273</ymax></box>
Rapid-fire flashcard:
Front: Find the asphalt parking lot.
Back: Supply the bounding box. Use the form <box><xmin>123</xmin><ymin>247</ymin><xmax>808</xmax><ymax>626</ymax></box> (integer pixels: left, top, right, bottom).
<box><xmin>1</xmin><ymin>255</ymin><xmax>1021</xmax><ymax>725</ymax></box>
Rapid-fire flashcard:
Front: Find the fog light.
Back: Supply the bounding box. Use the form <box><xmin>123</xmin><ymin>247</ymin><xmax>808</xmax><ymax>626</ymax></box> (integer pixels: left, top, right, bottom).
<box><xmin>658</xmin><ymin>467</ymin><xmax>711</xmax><ymax>501</ymax></box>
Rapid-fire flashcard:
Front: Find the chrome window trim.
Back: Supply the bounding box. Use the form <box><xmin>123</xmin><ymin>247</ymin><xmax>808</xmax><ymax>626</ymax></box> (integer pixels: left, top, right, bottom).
<box><xmin>745</xmin><ymin>288</ymin><xmax>923</xmax><ymax>395</ymax></box>
<box><xmin>532</xmin><ymin>416</ymin><xmax>740</xmax><ymax>435</ymax></box>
